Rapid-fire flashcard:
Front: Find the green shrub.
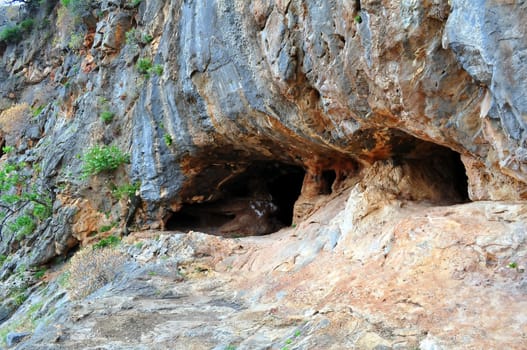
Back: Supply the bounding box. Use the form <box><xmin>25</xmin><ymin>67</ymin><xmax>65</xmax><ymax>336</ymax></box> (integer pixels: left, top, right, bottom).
<box><xmin>2</xmin><ymin>145</ymin><xmax>14</xmax><ymax>154</ymax></box>
<box><xmin>137</xmin><ymin>59</ymin><xmax>163</xmax><ymax>77</ymax></box>
<box><xmin>0</xmin><ymin>160</ymin><xmax>52</xmax><ymax>241</ymax></box>
<box><xmin>111</xmin><ymin>182</ymin><xmax>140</xmax><ymax>200</ymax></box>
<box><xmin>9</xmin><ymin>215</ymin><xmax>36</xmax><ymax>240</ymax></box>
<box><xmin>141</xmin><ymin>33</ymin><xmax>153</xmax><ymax>44</ymax></box>
<box><xmin>136</xmin><ymin>58</ymin><xmax>152</xmax><ymax>74</ymax></box>
<box><xmin>100</xmin><ymin>111</ymin><xmax>114</xmax><ymax>123</ymax></box>
<box><xmin>20</xmin><ymin>19</ymin><xmax>35</xmax><ymax>31</ymax></box>
<box><xmin>33</xmin><ymin>202</ymin><xmax>51</xmax><ymax>220</ymax></box>
<box><xmin>126</xmin><ymin>29</ymin><xmax>153</xmax><ymax>46</ymax></box>
<box><xmin>82</xmin><ymin>145</ymin><xmax>130</xmax><ymax>177</ymax></box>
<box><xmin>163</xmin><ymin>134</ymin><xmax>172</xmax><ymax>146</ymax></box>
<box><xmin>13</xmin><ymin>292</ymin><xmax>27</xmax><ymax>306</ymax></box>
<box><xmin>151</xmin><ymin>64</ymin><xmax>163</xmax><ymax>76</ymax></box>
<box><xmin>33</xmin><ymin>268</ymin><xmax>47</xmax><ymax>279</ymax></box>
<box><xmin>0</xmin><ymin>25</ymin><xmax>23</xmax><ymax>44</ymax></box>
<box><xmin>31</xmin><ymin>105</ymin><xmax>44</xmax><ymax>117</ymax></box>
<box><xmin>98</xmin><ymin>225</ymin><xmax>112</xmax><ymax>233</ymax></box>
<box><xmin>125</xmin><ymin>28</ymin><xmax>138</xmax><ymax>45</ymax></box>
<box><xmin>93</xmin><ymin>235</ymin><xmax>120</xmax><ymax>249</ymax></box>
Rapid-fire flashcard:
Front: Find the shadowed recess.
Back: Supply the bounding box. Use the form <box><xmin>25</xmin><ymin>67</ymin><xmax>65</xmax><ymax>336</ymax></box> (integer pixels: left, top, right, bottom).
<box><xmin>165</xmin><ymin>162</ymin><xmax>305</xmax><ymax>236</ymax></box>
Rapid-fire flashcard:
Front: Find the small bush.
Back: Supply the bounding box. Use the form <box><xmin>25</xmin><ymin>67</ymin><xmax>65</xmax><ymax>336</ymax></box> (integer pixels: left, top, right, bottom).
<box><xmin>98</xmin><ymin>225</ymin><xmax>114</xmax><ymax>233</ymax></box>
<box><xmin>136</xmin><ymin>58</ymin><xmax>153</xmax><ymax>74</ymax></box>
<box><xmin>2</xmin><ymin>146</ymin><xmax>14</xmax><ymax>154</ymax></box>
<box><xmin>82</xmin><ymin>145</ymin><xmax>130</xmax><ymax>177</ymax></box>
<box><xmin>19</xmin><ymin>19</ymin><xmax>35</xmax><ymax>31</ymax></box>
<box><xmin>93</xmin><ymin>235</ymin><xmax>120</xmax><ymax>249</ymax></box>
<box><xmin>13</xmin><ymin>292</ymin><xmax>28</xmax><ymax>306</ymax></box>
<box><xmin>111</xmin><ymin>182</ymin><xmax>140</xmax><ymax>200</ymax></box>
<box><xmin>100</xmin><ymin>111</ymin><xmax>114</xmax><ymax>123</ymax></box>
<box><xmin>141</xmin><ymin>33</ymin><xmax>153</xmax><ymax>44</ymax></box>
<box><xmin>125</xmin><ymin>28</ymin><xmax>138</xmax><ymax>45</ymax></box>
<box><xmin>8</xmin><ymin>214</ymin><xmax>36</xmax><ymax>241</ymax></box>
<box><xmin>33</xmin><ymin>202</ymin><xmax>51</xmax><ymax>220</ymax></box>
<box><xmin>163</xmin><ymin>134</ymin><xmax>172</xmax><ymax>146</ymax></box>
<box><xmin>126</xmin><ymin>29</ymin><xmax>153</xmax><ymax>46</ymax></box>
<box><xmin>0</xmin><ymin>25</ymin><xmax>23</xmax><ymax>44</ymax></box>
<box><xmin>31</xmin><ymin>105</ymin><xmax>44</xmax><ymax>118</ymax></box>
<box><xmin>33</xmin><ymin>268</ymin><xmax>47</xmax><ymax>279</ymax></box>
<box><xmin>66</xmin><ymin>247</ymin><xmax>127</xmax><ymax>299</ymax></box>
<box><xmin>137</xmin><ymin>59</ymin><xmax>163</xmax><ymax>77</ymax></box>
<box><xmin>151</xmin><ymin>64</ymin><xmax>163</xmax><ymax>76</ymax></box>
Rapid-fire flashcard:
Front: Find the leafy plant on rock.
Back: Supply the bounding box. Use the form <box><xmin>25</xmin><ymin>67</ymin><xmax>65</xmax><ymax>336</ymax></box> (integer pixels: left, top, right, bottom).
<box><xmin>100</xmin><ymin>110</ymin><xmax>114</xmax><ymax>123</ymax></box>
<box><xmin>93</xmin><ymin>235</ymin><xmax>120</xmax><ymax>249</ymax></box>
<box><xmin>0</xmin><ymin>25</ymin><xmax>23</xmax><ymax>44</ymax></box>
<box><xmin>111</xmin><ymin>182</ymin><xmax>140</xmax><ymax>200</ymax></box>
<box><xmin>19</xmin><ymin>18</ymin><xmax>35</xmax><ymax>31</ymax></box>
<box><xmin>136</xmin><ymin>58</ymin><xmax>163</xmax><ymax>77</ymax></box>
<box><xmin>151</xmin><ymin>64</ymin><xmax>163</xmax><ymax>76</ymax></box>
<box><xmin>136</xmin><ymin>58</ymin><xmax>153</xmax><ymax>74</ymax></box>
<box><xmin>81</xmin><ymin>145</ymin><xmax>130</xmax><ymax>177</ymax></box>
<box><xmin>0</xmin><ymin>160</ymin><xmax>52</xmax><ymax>241</ymax></box>
<box><xmin>163</xmin><ymin>134</ymin><xmax>172</xmax><ymax>146</ymax></box>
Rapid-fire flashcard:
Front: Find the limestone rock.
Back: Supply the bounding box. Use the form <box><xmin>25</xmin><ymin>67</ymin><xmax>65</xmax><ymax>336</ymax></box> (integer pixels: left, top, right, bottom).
<box><xmin>4</xmin><ymin>189</ymin><xmax>527</xmax><ymax>349</ymax></box>
<box><xmin>6</xmin><ymin>331</ymin><xmax>31</xmax><ymax>347</ymax></box>
<box><xmin>0</xmin><ymin>0</ymin><xmax>527</xmax><ymax>348</ymax></box>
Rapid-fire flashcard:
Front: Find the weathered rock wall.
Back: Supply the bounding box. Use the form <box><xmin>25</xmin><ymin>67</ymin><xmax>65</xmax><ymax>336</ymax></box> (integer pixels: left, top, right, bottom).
<box><xmin>0</xmin><ymin>0</ymin><xmax>526</xmax><ymax>311</ymax></box>
<box><xmin>1</xmin><ymin>0</ymin><xmax>527</xmax><ymax>347</ymax></box>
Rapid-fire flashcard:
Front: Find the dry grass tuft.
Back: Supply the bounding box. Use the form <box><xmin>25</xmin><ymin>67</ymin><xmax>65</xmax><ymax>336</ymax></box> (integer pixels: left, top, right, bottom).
<box><xmin>66</xmin><ymin>247</ymin><xmax>128</xmax><ymax>300</ymax></box>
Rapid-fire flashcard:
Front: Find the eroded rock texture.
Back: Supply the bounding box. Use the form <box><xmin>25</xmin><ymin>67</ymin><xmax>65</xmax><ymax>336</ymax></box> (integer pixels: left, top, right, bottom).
<box><xmin>130</xmin><ymin>0</ymin><xmax>527</xmax><ymax>223</ymax></box>
<box><xmin>1</xmin><ymin>0</ymin><xmax>527</xmax><ymax>347</ymax></box>
<box><xmin>1</xmin><ymin>0</ymin><xmax>526</xmax><ymax>237</ymax></box>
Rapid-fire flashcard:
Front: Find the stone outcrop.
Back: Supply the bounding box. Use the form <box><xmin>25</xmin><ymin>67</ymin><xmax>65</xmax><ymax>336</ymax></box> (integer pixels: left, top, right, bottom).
<box><xmin>1</xmin><ymin>0</ymin><xmax>527</xmax><ymax>348</ymax></box>
<box><xmin>1</xmin><ymin>0</ymin><xmax>527</xmax><ymax>235</ymax></box>
<box><xmin>3</xmin><ymin>184</ymin><xmax>527</xmax><ymax>349</ymax></box>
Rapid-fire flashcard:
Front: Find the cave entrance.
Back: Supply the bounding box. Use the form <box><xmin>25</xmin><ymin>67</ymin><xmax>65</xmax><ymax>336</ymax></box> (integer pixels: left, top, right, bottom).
<box><xmin>449</xmin><ymin>150</ymin><xmax>470</xmax><ymax>202</ymax></box>
<box><xmin>398</xmin><ymin>144</ymin><xmax>470</xmax><ymax>204</ymax></box>
<box><xmin>165</xmin><ymin>162</ymin><xmax>305</xmax><ymax>236</ymax></box>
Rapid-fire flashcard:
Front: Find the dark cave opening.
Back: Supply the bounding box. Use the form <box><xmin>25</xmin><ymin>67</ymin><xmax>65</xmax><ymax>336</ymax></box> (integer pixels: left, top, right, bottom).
<box><xmin>403</xmin><ymin>145</ymin><xmax>470</xmax><ymax>204</ymax></box>
<box><xmin>321</xmin><ymin>169</ymin><xmax>337</xmax><ymax>195</ymax></box>
<box><xmin>165</xmin><ymin>162</ymin><xmax>305</xmax><ymax>236</ymax></box>
<box><xmin>447</xmin><ymin>150</ymin><xmax>470</xmax><ymax>202</ymax></box>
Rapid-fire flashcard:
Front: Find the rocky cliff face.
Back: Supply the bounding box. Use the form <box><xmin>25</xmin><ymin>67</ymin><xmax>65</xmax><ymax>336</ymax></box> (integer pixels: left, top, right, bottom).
<box><xmin>1</xmin><ymin>0</ymin><xmax>527</xmax><ymax>349</ymax></box>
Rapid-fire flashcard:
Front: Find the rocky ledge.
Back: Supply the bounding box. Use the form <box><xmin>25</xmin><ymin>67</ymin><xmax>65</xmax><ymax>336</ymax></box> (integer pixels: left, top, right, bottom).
<box><xmin>2</xmin><ymin>164</ymin><xmax>526</xmax><ymax>349</ymax></box>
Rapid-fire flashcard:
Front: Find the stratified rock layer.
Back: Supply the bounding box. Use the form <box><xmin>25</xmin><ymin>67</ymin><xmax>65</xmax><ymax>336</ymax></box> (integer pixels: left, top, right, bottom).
<box><xmin>2</xmin><ymin>0</ymin><xmax>527</xmax><ymax>232</ymax></box>
<box><xmin>1</xmin><ymin>0</ymin><xmax>527</xmax><ymax>348</ymax></box>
